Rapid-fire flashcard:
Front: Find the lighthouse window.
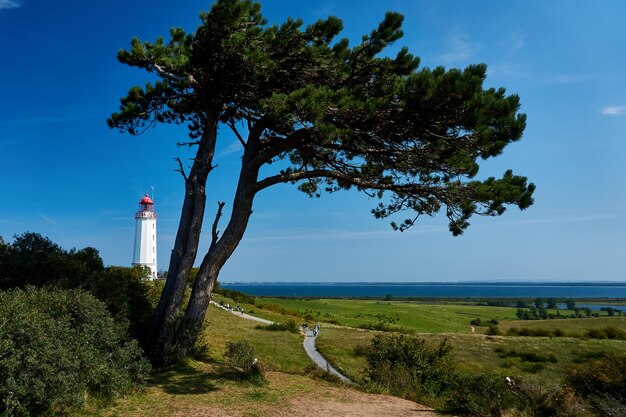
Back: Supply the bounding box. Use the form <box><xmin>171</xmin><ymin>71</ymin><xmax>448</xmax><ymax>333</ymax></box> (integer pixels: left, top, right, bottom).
<box><xmin>152</xmin><ymin>235</ymin><xmax>155</xmax><ymax>241</ymax></box>
<box><xmin>153</xmin><ymin>247</ymin><xmax>155</xmax><ymax>253</ymax></box>
<box><xmin>152</xmin><ymin>224</ymin><xmax>155</xmax><ymax>229</ymax></box>
<box><xmin>153</xmin><ymin>258</ymin><xmax>156</xmax><ymax>263</ymax></box>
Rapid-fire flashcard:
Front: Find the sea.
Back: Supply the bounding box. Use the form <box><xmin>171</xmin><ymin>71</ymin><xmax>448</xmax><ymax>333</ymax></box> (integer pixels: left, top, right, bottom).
<box><xmin>221</xmin><ymin>282</ymin><xmax>626</xmax><ymax>300</ymax></box>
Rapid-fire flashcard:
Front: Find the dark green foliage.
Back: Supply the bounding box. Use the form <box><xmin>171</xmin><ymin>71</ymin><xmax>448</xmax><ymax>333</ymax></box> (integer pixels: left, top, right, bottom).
<box><xmin>566</xmin><ymin>299</ymin><xmax>577</xmax><ymax>310</ymax></box>
<box><xmin>255</xmin><ymin>319</ymin><xmax>298</xmax><ymax>333</ymax></box>
<box><xmin>223</xmin><ymin>340</ymin><xmax>264</xmax><ymax>382</ymax></box>
<box><xmin>447</xmin><ymin>373</ymin><xmax>517</xmax><ymax>416</ymax></box>
<box><xmin>85</xmin><ymin>266</ymin><xmax>159</xmax><ymax>349</ymax></box>
<box><xmin>600</xmin><ymin>307</ymin><xmax>622</xmax><ymax>316</ymax></box>
<box><xmin>506</xmin><ymin>327</ymin><xmax>562</xmax><ymax>337</ymax></box>
<box><xmin>0</xmin><ymin>288</ymin><xmax>150</xmax><ymax>416</ymax></box>
<box><xmin>109</xmin><ymin>0</ymin><xmax>535</xmax><ymax>237</ymax></box>
<box><xmin>547</xmin><ymin>298</ymin><xmax>558</xmax><ymax>309</ymax></box>
<box><xmin>448</xmin><ymin>375</ymin><xmax>587</xmax><ymax>417</ymax></box>
<box><xmin>494</xmin><ymin>347</ymin><xmax>557</xmax><ymax>363</ymax></box>
<box><xmin>365</xmin><ymin>334</ymin><xmax>454</xmax><ymax>401</ymax></box>
<box><xmin>567</xmin><ymin>354</ymin><xmax>626</xmax><ymax>397</ymax></box>
<box><xmin>535</xmin><ymin>297</ymin><xmax>544</xmax><ymax>308</ymax></box>
<box><xmin>584</xmin><ymin>326</ymin><xmax>626</xmax><ymax>340</ymax></box>
<box><xmin>486</xmin><ymin>325</ymin><xmax>502</xmax><ymax>335</ymax></box>
<box><xmin>0</xmin><ymin>233</ymin><xmax>159</xmax><ymax>349</ymax></box>
<box><xmin>109</xmin><ymin>0</ymin><xmax>536</xmax><ymax>365</ymax></box>
<box><xmin>0</xmin><ymin>232</ymin><xmax>104</xmax><ymax>290</ymax></box>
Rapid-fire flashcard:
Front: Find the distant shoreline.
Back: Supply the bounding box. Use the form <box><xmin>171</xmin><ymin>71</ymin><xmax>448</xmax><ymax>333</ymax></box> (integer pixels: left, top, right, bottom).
<box><xmin>222</xmin><ymin>281</ymin><xmax>626</xmax><ymax>286</ymax></box>
<box><xmin>221</xmin><ymin>282</ymin><xmax>626</xmax><ymax>299</ymax></box>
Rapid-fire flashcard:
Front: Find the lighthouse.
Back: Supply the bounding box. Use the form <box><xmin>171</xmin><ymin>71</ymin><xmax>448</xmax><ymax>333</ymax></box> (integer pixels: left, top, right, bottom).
<box><xmin>133</xmin><ymin>194</ymin><xmax>158</xmax><ymax>279</ymax></box>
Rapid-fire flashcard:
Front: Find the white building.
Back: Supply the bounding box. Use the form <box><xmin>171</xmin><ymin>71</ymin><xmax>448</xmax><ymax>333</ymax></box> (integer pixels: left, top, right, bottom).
<box><xmin>132</xmin><ymin>194</ymin><xmax>157</xmax><ymax>279</ymax></box>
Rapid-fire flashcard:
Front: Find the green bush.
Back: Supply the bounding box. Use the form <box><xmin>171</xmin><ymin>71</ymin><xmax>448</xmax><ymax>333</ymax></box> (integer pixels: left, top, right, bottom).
<box><xmin>84</xmin><ymin>266</ymin><xmax>156</xmax><ymax>346</ymax></box>
<box><xmin>486</xmin><ymin>325</ymin><xmax>502</xmax><ymax>335</ymax></box>
<box><xmin>447</xmin><ymin>372</ymin><xmax>517</xmax><ymax>416</ymax></box>
<box><xmin>0</xmin><ymin>287</ymin><xmax>150</xmax><ymax>416</ymax></box>
<box><xmin>584</xmin><ymin>326</ymin><xmax>626</xmax><ymax>340</ymax></box>
<box><xmin>224</xmin><ymin>340</ymin><xmax>264</xmax><ymax>382</ymax></box>
<box><xmin>255</xmin><ymin>319</ymin><xmax>298</xmax><ymax>333</ymax></box>
<box><xmin>365</xmin><ymin>334</ymin><xmax>454</xmax><ymax>402</ymax></box>
<box><xmin>0</xmin><ymin>233</ymin><xmax>158</xmax><ymax>350</ymax></box>
<box><xmin>566</xmin><ymin>354</ymin><xmax>626</xmax><ymax>399</ymax></box>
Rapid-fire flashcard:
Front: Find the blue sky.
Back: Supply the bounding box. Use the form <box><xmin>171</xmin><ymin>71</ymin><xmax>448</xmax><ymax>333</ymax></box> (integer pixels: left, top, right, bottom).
<box><xmin>1</xmin><ymin>0</ymin><xmax>625</xmax><ymax>282</ymax></box>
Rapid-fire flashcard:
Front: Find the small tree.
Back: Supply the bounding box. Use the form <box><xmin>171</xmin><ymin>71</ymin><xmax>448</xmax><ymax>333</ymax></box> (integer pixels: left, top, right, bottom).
<box><xmin>546</xmin><ymin>298</ymin><xmax>558</xmax><ymax>309</ymax></box>
<box><xmin>109</xmin><ymin>0</ymin><xmax>535</xmax><ymax>364</ymax></box>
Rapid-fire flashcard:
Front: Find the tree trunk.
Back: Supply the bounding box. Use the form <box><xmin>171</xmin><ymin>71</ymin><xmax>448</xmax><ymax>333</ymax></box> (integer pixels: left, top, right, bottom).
<box><xmin>148</xmin><ymin>121</ymin><xmax>217</xmax><ymax>366</ymax></box>
<box><xmin>181</xmin><ymin>146</ymin><xmax>260</xmax><ymax>350</ymax></box>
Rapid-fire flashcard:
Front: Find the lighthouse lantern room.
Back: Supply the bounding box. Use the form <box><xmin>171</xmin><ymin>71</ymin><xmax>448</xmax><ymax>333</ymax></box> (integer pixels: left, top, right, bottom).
<box><xmin>133</xmin><ymin>194</ymin><xmax>157</xmax><ymax>279</ymax></box>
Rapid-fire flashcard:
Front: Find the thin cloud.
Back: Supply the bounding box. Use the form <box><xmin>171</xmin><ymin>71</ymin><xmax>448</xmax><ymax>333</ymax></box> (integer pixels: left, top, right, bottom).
<box><xmin>217</xmin><ymin>140</ymin><xmax>242</xmax><ymax>157</ymax></box>
<box><xmin>548</xmin><ymin>74</ymin><xmax>588</xmax><ymax>85</ymax></box>
<box><xmin>0</xmin><ymin>0</ymin><xmax>19</xmax><ymax>10</ymax></box>
<box><xmin>601</xmin><ymin>106</ymin><xmax>626</xmax><ymax>116</ymax></box>
<box><xmin>39</xmin><ymin>213</ymin><xmax>58</xmax><ymax>226</ymax></box>
<box><xmin>440</xmin><ymin>34</ymin><xmax>480</xmax><ymax>63</ymax></box>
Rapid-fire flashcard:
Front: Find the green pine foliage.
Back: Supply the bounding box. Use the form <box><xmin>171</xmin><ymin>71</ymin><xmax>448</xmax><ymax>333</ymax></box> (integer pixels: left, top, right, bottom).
<box><xmin>109</xmin><ymin>0</ymin><xmax>535</xmax><ymax>236</ymax></box>
<box><xmin>0</xmin><ymin>288</ymin><xmax>151</xmax><ymax>416</ymax></box>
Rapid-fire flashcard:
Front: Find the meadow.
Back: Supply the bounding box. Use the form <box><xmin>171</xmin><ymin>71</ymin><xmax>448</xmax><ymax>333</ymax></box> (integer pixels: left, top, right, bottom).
<box><xmin>76</xmin><ymin>294</ymin><xmax>626</xmax><ymax>416</ymax></box>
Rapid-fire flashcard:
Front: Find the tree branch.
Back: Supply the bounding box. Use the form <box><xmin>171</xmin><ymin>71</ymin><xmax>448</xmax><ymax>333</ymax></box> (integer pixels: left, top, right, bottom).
<box><xmin>227</xmin><ymin>121</ymin><xmax>247</xmax><ymax>148</ymax></box>
<box><xmin>174</xmin><ymin>157</ymin><xmax>188</xmax><ymax>182</ymax></box>
<box><xmin>254</xmin><ymin>168</ymin><xmax>435</xmax><ymax>195</ymax></box>
<box><xmin>210</xmin><ymin>201</ymin><xmax>226</xmax><ymax>251</ymax></box>
<box><xmin>152</xmin><ymin>63</ymin><xmax>184</xmax><ymax>82</ymax></box>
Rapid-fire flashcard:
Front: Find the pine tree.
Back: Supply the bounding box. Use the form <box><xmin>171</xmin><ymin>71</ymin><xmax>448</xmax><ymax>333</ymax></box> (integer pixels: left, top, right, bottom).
<box><xmin>109</xmin><ymin>0</ymin><xmax>535</xmax><ymax>365</ymax></box>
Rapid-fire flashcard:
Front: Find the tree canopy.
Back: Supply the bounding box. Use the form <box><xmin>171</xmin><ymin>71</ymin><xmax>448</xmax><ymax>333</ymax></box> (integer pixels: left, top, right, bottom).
<box><xmin>108</xmin><ymin>0</ymin><xmax>535</xmax><ymax>365</ymax></box>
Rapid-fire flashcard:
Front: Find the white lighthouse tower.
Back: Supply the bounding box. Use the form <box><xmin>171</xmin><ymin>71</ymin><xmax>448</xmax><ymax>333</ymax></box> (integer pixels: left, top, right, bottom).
<box><xmin>133</xmin><ymin>194</ymin><xmax>158</xmax><ymax>279</ymax></box>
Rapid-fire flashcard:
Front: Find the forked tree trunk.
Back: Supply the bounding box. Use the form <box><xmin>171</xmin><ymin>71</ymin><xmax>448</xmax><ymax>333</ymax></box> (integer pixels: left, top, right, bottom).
<box><xmin>181</xmin><ymin>144</ymin><xmax>260</xmax><ymax>350</ymax></box>
<box><xmin>148</xmin><ymin>121</ymin><xmax>217</xmax><ymax>366</ymax></box>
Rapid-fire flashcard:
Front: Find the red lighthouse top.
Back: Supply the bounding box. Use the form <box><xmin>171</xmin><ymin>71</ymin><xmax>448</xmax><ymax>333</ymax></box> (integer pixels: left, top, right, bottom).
<box><xmin>139</xmin><ymin>194</ymin><xmax>154</xmax><ymax>205</ymax></box>
<box><xmin>136</xmin><ymin>194</ymin><xmax>157</xmax><ymax>219</ymax></box>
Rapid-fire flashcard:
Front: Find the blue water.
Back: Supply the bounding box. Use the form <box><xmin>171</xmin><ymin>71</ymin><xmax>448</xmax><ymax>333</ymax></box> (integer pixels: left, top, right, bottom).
<box><xmin>221</xmin><ymin>282</ymin><xmax>626</xmax><ymax>299</ymax></box>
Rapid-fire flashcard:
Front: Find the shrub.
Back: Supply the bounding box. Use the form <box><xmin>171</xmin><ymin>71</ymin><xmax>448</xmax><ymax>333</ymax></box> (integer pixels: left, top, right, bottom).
<box><xmin>486</xmin><ymin>325</ymin><xmax>502</xmax><ymax>336</ymax></box>
<box><xmin>85</xmin><ymin>266</ymin><xmax>156</xmax><ymax>346</ymax></box>
<box><xmin>495</xmin><ymin>348</ymin><xmax>557</xmax><ymax>363</ymax></box>
<box><xmin>0</xmin><ymin>287</ymin><xmax>150</xmax><ymax>416</ymax></box>
<box><xmin>510</xmin><ymin>380</ymin><xmax>587</xmax><ymax>417</ymax></box>
<box><xmin>365</xmin><ymin>334</ymin><xmax>454</xmax><ymax>402</ymax></box>
<box><xmin>224</xmin><ymin>340</ymin><xmax>264</xmax><ymax>382</ymax></box>
<box><xmin>255</xmin><ymin>319</ymin><xmax>298</xmax><ymax>333</ymax></box>
<box><xmin>447</xmin><ymin>372</ymin><xmax>516</xmax><ymax>416</ymax></box>
<box><xmin>584</xmin><ymin>326</ymin><xmax>626</xmax><ymax>340</ymax></box>
<box><xmin>566</xmin><ymin>354</ymin><xmax>626</xmax><ymax>399</ymax></box>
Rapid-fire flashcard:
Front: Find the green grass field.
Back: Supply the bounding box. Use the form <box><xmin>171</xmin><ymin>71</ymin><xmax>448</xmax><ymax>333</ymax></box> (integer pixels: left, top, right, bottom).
<box><xmin>315</xmin><ymin>318</ymin><xmax>626</xmax><ymax>387</ymax></box>
<box><xmin>255</xmin><ymin>298</ymin><xmax>520</xmax><ymax>333</ymax></box>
